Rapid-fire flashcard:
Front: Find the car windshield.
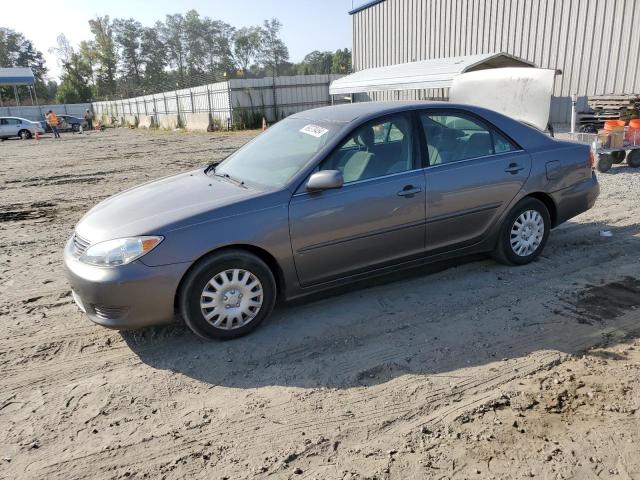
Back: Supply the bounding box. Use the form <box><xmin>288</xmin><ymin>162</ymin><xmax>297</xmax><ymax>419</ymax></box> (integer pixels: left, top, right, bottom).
<box><xmin>214</xmin><ymin>117</ymin><xmax>340</xmax><ymax>188</ymax></box>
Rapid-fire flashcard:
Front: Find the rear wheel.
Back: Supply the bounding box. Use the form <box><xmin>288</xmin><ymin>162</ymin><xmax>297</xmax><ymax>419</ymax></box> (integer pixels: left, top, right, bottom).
<box><xmin>596</xmin><ymin>154</ymin><xmax>613</xmax><ymax>173</ymax></box>
<box><xmin>627</xmin><ymin>150</ymin><xmax>640</xmax><ymax>168</ymax></box>
<box><xmin>493</xmin><ymin>197</ymin><xmax>551</xmax><ymax>266</ymax></box>
<box><xmin>18</xmin><ymin>129</ymin><xmax>31</xmax><ymax>140</ymax></box>
<box><xmin>178</xmin><ymin>250</ymin><xmax>276</xmax><ymax>340</ymax></box>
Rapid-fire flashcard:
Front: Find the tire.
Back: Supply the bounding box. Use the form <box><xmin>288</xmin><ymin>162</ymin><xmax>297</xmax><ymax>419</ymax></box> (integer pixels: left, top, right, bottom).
<box><xmin>493</xmin><ymin>197</ymin><xmax>551</xmax><ymax>266</ymax></box>
<box><xmin>627</xmin><ymin>150</ymin><xmax>640</xmax><ymax>168</ymax></box>
<box><xmin>610</xmin><ymin>150</ymin><xmax>626</xmax><ymax>164</ymax></box>
<box><xmin>19</xmin><ymin>129</ymin><xmax>31</xmax><ymax>140</ymax></box>
<box><xmin>579</xmin><ymin>123</ymin><xmax>598</xmax><ymax>134</ymax></box>
<box><xmin>596</xmin><ymin>154</ymin><xmax>613</xmax><ymax>173</ymax></box>
<box><xmin>72</xmin><ymin>124</ymin><xmax>80</xmax><ymax>132</ymax></box>
<box><xmin>178</xmin><ymin>250</ymin><xmax>277</xmax><ymax>340</ymax></box>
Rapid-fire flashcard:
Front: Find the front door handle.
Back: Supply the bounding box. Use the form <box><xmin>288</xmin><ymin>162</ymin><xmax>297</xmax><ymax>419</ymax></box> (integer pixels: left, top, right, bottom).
<box><xmin>505</xmin><ymin>163</ymin><xmax>524</xmax><ymax>174</ymax></box>
<box><xmin>397</xmin><ymin>185</ymin><xmax>422</xmax><ymax>197</ymax></box>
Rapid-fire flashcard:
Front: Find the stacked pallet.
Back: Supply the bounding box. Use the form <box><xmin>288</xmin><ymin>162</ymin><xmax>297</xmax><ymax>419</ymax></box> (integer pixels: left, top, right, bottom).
<box><xmin>588</xmin><ymin>94</ymin><xmax>640</xmax><ymax>111</ymax></box>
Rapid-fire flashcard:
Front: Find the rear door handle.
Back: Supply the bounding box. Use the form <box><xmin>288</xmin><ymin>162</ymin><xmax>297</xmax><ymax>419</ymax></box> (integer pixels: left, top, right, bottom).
<box><xmin>505</xmin><ymin>163</ymin><xmax>524</xmax><ymax>174</ymax></box>
<box><xmin>397</xmin><ymin>185</ymin><xmax>422</xmax><ymax>197</ymax></box>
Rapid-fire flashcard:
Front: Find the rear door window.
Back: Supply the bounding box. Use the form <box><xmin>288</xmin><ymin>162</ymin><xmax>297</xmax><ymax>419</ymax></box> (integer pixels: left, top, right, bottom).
<box><xmin>420</xmin><ymin>112</ymin><xmax>518</xmax><ymax>165</ymax></box>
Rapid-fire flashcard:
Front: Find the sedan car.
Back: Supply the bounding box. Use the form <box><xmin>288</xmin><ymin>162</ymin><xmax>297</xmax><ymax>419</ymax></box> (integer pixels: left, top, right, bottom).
<box><xmin>64</xmin><ymin>102</ymin><xmax>599</xmax><ymax>339</ymax></box>
<box><xmin>0</xmin><ymin>116</ymin><xmax>45</xmax><ymax>140</ymax></box>
<box><xmin>42</xmin><ymin>114</ymin><xmax>85</xmax><ymax>133</ymax></box>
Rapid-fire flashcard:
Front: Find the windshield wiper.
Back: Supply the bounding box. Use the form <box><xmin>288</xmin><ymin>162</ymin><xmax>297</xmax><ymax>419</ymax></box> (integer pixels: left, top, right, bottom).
<box><xmin>214</xmin><ymin>171</ymin><xmax>247</xmax><ymax>188</ymax></box>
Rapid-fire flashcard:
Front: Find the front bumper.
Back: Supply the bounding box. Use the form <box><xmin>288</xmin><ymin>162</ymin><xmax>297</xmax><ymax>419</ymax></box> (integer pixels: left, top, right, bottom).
<box><xmin>63</xmin><ymin>238</ymin><xmax>191</xmax><ymax>329</ymax></box>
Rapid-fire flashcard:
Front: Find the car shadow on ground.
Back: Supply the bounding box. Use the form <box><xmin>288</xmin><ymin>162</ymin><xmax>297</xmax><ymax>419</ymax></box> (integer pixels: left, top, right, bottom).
<box><xmin>122</xmin><ymin>221</ymin><xmax>640</xmax><ymax>389</ymax></box>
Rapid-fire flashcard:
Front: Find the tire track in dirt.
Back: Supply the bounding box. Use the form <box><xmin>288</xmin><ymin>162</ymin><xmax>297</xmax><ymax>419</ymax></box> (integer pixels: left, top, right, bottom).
<box><xmin>21</xmin><ymin>283</ymin><xmax>640</xmax><ymax>478</ymax></box>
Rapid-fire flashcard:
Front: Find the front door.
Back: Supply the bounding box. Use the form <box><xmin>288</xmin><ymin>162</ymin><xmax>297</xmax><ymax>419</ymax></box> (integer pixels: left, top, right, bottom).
<box><xmin>289</xmin><ymin>113</ymin><xmax>426</xmax><ymax>286</ymax></box>
<box><xmin>419</xmin><ymin>110</ymin><xmax>532</xmax><ymax>252</ymax></box>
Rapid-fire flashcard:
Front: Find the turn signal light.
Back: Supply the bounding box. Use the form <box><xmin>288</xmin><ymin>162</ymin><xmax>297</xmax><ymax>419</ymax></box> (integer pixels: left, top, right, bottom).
<box><xmin>588</xmin><ymin>150</ymin><xmax>596</xmax><ymax>169</ymax></box>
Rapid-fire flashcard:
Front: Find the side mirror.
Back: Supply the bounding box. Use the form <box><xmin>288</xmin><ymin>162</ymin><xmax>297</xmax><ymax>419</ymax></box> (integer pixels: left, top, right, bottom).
<box><xmin>306</xmin><ymin>170</ymin><xmax>344</xmax><ymax>191</ymax></box>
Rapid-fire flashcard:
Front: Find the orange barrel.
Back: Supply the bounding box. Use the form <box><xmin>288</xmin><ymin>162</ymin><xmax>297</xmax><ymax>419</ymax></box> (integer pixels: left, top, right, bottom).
<box><xmin>604</xmin><ymin>119</ymin><xmax>626</xmax><ymax>131</ymax></box>
<box><xmin>626</xmin><ymin>118</ymin><xmax>640</xmax><ymax>145</ymax></box>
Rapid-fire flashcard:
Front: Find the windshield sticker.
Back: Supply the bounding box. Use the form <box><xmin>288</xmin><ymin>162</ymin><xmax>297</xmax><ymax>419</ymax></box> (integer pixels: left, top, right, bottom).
<box><xmin>300</xmin><ymin>124</ymin><xmax>328</xmax><ymax>138</ymax></box>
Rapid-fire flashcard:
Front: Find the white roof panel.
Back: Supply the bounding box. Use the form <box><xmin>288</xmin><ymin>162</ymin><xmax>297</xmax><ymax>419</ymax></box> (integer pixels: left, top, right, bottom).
<box><xmin>330</xmin><ymin>53</ymin><xmax>536</xmax><ymax>95</ymax></box>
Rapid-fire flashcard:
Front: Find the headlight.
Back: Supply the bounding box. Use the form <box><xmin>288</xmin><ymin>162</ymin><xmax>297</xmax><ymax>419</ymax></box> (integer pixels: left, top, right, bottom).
<box><xmin>79</xmin><ymin>236</ymin><xmax>163</xmax><ymax>266</ymax></box>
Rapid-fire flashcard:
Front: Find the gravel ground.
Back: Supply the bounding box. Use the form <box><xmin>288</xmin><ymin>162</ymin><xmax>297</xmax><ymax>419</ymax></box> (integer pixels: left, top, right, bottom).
<box><xmin>1</xmin><ymin>128</ymin><xmax>639</xmax><ymax>479</ymax></box>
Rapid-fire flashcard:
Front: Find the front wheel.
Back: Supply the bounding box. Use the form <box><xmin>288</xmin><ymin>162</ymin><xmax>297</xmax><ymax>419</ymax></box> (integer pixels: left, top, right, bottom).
<box><xmin>493</xmin><ymin>198</ymin><xmax>551</xmax><ymax>266</ymax></box>
<box><xmin>19</xmin><ymin>129</ymin><xmax>32</xmax><ymax>140</ymax></box>
<box><xmin>178</xmin><ymin>250</ymin><xmax>276</xmax><ymax>340</ymax></box>
<box><xmin>627</xmin><ymin>150</ymin><xmax>640</xmax><ymax>168</ymax></box>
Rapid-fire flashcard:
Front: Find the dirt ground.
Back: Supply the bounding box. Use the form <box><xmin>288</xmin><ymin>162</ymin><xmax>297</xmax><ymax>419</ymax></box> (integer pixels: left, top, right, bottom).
<box><xmin>1</xmin><ymin>128</ymin><xmax>639</xmax><ymax>480</ymax></box>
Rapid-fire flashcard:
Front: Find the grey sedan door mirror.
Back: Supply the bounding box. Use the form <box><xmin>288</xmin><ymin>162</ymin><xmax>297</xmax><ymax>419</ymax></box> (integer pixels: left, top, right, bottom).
<box><xmin>306</xmin><ymin>170</ymin><xmax>344</xmax><ymax>191</ymax></box>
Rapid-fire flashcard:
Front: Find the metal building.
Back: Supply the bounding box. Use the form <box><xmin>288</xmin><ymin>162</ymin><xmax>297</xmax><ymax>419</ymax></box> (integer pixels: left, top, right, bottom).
<box><xmin>349</xmin><ymin>0</ymin><xmax>640</xmax><ymax>125</ymax></box>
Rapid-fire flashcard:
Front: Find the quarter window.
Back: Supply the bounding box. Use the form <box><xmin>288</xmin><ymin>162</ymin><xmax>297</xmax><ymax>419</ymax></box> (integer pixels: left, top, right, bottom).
<box><xmin>320</xmin><ymin>114</ymin><xmax>414</xmax><ymax>183</ymax></box>
<box><xmin>420</xmin><ymin>112</ymin><xmax>517</xmax><ymax>165</ymax></box>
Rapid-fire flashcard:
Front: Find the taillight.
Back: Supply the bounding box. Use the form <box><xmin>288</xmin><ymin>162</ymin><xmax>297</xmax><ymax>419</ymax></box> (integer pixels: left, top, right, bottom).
<box><xmin>588</xmin><ymin>150</ymin><xmax>596</xmax><ymax>169</ymax></box>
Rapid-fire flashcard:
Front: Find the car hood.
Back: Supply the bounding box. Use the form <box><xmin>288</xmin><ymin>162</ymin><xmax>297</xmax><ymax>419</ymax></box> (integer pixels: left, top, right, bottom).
<box><xmin>75</xmin><ymin>169</ymin><xmax>264</xmax><ymax>243</ymax></box>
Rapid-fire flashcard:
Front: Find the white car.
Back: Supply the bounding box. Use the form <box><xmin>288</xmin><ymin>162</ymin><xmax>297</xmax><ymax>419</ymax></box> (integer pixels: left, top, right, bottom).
<box><xmin>0</xmin><ymin>116</ymin><xmax>45</xmax><ymax>141</ymax></box>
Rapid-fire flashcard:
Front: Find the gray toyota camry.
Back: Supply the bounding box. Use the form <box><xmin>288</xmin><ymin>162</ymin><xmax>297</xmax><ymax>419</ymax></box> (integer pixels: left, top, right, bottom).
<box><xmin>64</xmin><ymin>101</ymin><xmax>599</xmax><ymax>339</ymax></box>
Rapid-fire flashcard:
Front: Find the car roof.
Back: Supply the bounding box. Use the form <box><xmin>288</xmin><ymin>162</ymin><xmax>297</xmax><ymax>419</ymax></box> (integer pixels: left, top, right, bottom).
<box><xmin>0</xmin><ymin>116</ymin><xmax>33</xmax><ymax>121</ymax></box>
<box><xmin>290</xmin><ymin>101</ymin><xmax>450</xmax><ymax>123</ymax></box>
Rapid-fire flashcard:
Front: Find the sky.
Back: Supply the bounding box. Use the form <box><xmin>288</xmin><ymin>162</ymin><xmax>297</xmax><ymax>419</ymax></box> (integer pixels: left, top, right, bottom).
<box><xmin>2</xmin><ymin>0</ymin><xmax>359</xmax><ymax>81</ymax></box>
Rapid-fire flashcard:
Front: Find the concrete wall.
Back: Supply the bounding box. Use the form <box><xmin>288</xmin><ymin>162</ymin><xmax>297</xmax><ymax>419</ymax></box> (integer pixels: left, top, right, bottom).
<box><xmin>156</xmin><ymin>114</ymin><xmax>179</xmax><ymax>130</ymax></box>
<box><xmin>138</xmin><ymin>115</ymin><xmax>154</xmax><ymax>128</ymax></box>
<box><xmin>351</xmin><ymin>0</ymin><xmax>640</xmax><ymax>125</ymax></box>
<box><xmin>182</xmin><ymin>112</ymin><xmax>211</xmax><ymax>131</ymax></box>
<box><xmin>123</xmin><ymin>115</ymin><xmax>138</xmax><ymax>127</ymax></box>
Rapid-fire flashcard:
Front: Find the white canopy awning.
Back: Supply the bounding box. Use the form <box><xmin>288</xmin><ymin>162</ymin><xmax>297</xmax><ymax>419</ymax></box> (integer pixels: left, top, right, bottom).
<box><xmin>0</xmin><ymin>67</ymin><xmax>35</xmax><ymax>86</ymax></box>
<box><xmin>330</xmin><ymin>53</ymin><xmax>536</xmax><ymax>95</ymax></box>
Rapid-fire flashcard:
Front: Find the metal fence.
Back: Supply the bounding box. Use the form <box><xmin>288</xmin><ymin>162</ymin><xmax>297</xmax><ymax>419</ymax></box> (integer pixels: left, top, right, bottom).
<box><xmin>92</xmin><ymin>74</ymin><xmax>346</xmax><ymax>130</ymax></box>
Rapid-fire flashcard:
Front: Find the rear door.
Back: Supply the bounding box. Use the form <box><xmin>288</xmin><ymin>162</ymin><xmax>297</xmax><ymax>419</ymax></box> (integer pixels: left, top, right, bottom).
<box><xmin>4</xmin><ymin>118</ymin><xmax>21</xmax><ymax>137</ymax></box>
<box><xmin>289</xmin><ymin>112</ymin><xmax>426</xmax><ymax>286</ymax></box>
<box><xmin>419</xmin><ymin>109</ymin><xmax>531</xmax><ymax>252</ymax></box>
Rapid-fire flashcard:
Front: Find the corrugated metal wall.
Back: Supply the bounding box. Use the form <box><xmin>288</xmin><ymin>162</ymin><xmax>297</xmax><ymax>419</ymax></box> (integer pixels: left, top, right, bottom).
<box><xmin>92</xmin><ymin>74</ymin><xmax>346</xmax><ymax>127</ymax></box>
<box><xmin>230</xmin><ymin>74</ymin><xmax>345</xmax><ymax>121</ymax></box>
<box><xmin>352</xmin><ymin>0</ymin><xmax>640</xmax><ymax>124</ymax></box>
<box><xmin>0</xmin><ymin>103</ymin><xmax>91</xmax><ymax>121</ymax></box>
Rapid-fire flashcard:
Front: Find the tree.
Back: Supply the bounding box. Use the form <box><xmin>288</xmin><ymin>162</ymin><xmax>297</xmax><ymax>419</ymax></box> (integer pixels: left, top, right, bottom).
<box><xmin>232</xmin><ymin>26</ymin><xmax>261</xmax><ymax>75</ymax></box>
<box><xmin>49</xmin><ymin>34</ymin><xmax>74</xmax><ymax>66</ymax></box>
<box><xmin>257</xmin><ymin>19</ymin><xmax>289</xmax><ymax>78</ymax></box>
<box><xmin>89</xmin><ymin>16</ymin><xmax>118</xmax><ymax>98</ymax></box>
<box><xmin>202</xmin><ymin>18</ymin><xmax>235</xmax><ymax>80</ymax></box>
<box><xmin>50</xmin><ymin>34</ymin><xmax>92</xmax><ymax>103</ymax></box>
<box><xmin>78</xmin><ymin>40</ymin><xmax>98</xmax><ymax>86</ymax></box>
<box><xmin>160</xmin><ymin>13</ymin><xmax>187</xmax><ymax>87</ymax></box>
<box><xmin>57</xmin><ymin>53</ymin><xmax>93</xmax><ymax>103</ymax></box>
<box><xmin>331</xmin><ymin>48</ymin><xmax>352</xmax><ymax>74</ymax></box>
<box><xmin>140</xmin><ymin>24</ymin><xmax>167</xmax><ymax>92</ymax></box>
<box><xmin>113</xmin><ymin>18</ymin><xmax>143</xmax><ymax>89</ymax></box>
<box><xmin>0</xmin><ymin>27</ymin><xmax>49</xmax><ymax>101</ymax></box>
<box><xmin>298</xmin><ymin>50</ymin><xmax>333</xmax><ymax>75</ymax></box>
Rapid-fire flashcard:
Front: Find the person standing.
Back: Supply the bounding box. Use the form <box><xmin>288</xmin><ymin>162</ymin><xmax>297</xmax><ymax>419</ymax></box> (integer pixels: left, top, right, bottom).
<box><xmin>46</xmin><ymin>110</ymin><xmax>61</xmax><ymax>139</ymax></box>
<box><xmin>84</xmin><ymin>109</ymin><xmax>94</xmax><ymax>131</ymax></box>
